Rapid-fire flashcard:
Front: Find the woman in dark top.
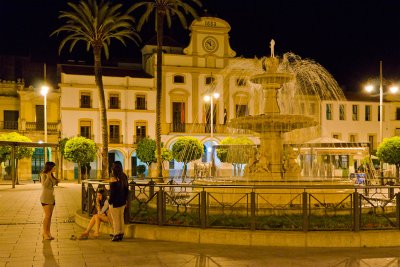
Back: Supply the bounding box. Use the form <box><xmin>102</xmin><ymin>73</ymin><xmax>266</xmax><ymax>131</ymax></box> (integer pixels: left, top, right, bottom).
<box><xmin>109</xmin><ymin>161</ymin><xmax>129</xmax><ymax>241</ymax></box>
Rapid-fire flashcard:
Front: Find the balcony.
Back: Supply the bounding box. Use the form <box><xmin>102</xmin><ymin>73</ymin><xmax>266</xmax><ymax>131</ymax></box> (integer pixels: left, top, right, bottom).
<box><xmin>109</xmin><ymin>135</ymin><xmax>123</xmax><ymax>144</ymax></box>
<box><xmin>25</xmin><ymin>122</ymin><xmax>59</xmax><ymax>134</ymax></box>
<box><xmin>133</xmin><ymin>135</ymin><xmax>149</xmax><ymax>144</ymax></box>
<box><xmin>78</xmin><ymin>134</ymin><xmax>95</xmax><ymax>140</ymax></box>
<box><xmin>1</xmin><ymin>121</ymin><xmax>18</xmax><ymax>130</ymax></box>
<box><xmin>135</xmin><ymin>100</ymin><xmax>147</xmax><ymax>110</ymax></box>
<box><xmin>169</xmin><ymin>123</ymin><xmax>229</xmax><ymax>134</ymax></box>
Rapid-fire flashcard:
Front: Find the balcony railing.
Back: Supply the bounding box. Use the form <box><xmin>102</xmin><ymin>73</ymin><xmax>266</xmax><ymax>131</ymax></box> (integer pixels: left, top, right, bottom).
<box><xmin>78</xmin><ymin>134</ymin><xmax>95</xmax><ymax>140</ymax></box>
<box><xmin>135</xmin><ymin>100</ymin><xmax>147</xmax><ymax>110</ymax></box>
<box><xmin>109</xmin><ymin>135</ymin><xmax>123</xmax><ymax>144</ymax></box>
<box><xmin>25</xmin><ymin>122</ymin><xmax>59</xmax><ymax>133</ymax></box>
<box><xmin>169</xmin><ymin>123</ymin><xmax>238</xmax><ymax>134</ymax></box>
<box><xmin>133</xmin><ymin>135</ymin><xmax>149</xmax><ymax>144</ymax></box>
<box><xmin>1</xmin><ymin>121</ymin><xmax>18</xmax><ymax>130</ymax></box>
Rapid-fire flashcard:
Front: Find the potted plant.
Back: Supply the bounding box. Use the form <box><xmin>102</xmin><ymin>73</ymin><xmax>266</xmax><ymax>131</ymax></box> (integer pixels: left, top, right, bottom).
<box><xmin>137</xmin><ymin>165</ymin><xmax>146</xmax><ymax>179</ymax></box>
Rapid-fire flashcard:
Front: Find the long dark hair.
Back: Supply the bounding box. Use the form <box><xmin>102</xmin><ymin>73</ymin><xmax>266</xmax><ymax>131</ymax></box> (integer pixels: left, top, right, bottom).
<box><xmin>43</xmin><ymin>161</ymin><xmax>56</xmax><ymax>174</ymax></box>
<box><xmin>111</xmin><ymin>161</ymin><xmax>128</xmax><ymax>188</ymax></box>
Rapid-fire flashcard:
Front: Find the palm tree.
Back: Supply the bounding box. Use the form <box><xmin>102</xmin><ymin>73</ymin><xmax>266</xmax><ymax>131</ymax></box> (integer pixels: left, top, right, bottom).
<box><xmin>52</xmin><ymin>0</ymin><xmax>141</xmax><ymax>179</ymax></box>
<box><xmin>129</xmin><ymin>0</ymin><xmax>202</xmax><ymax>178</ymax></box>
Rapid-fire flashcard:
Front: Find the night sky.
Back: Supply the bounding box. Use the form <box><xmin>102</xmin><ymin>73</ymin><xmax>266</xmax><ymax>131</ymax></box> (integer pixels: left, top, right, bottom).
<box><xmin>1</xmin><ymin>0</ymin><xmax>400</xmax><ymax>92</ymax></box>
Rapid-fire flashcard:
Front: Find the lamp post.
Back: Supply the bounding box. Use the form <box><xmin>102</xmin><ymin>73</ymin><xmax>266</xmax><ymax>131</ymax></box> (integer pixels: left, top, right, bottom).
<box><xmin>41</xmin><ymin>85</ymin><xmax>49</xmax><ymax>163</ymax></box>
<box><xmin>365</xmin><ymin>61</ymin><xmax>398</xmax><ymax>178</ymax></box>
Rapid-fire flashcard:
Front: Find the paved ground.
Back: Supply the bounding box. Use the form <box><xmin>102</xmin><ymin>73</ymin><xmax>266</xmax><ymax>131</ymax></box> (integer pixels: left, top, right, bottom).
<box><xmin>1</xmin><ymin>181</ymin><xmax>400</xmax><ymax>267</ymax></box>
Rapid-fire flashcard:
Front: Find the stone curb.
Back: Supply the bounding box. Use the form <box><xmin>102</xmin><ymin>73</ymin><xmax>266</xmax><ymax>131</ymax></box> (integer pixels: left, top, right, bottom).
<box><xmin>75</xmin><ymin>210</ymin><xmax>400</xmax><ymax>247</ymax></box>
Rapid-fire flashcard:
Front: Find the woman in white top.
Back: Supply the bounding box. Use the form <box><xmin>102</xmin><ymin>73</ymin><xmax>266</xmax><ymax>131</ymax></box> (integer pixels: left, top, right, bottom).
<box><xmin>40</xmin><ymin>161</ymin><xmax>59</xmax><ymax>240</ymax></box>
<box><xmin>79</xmin><ymin>188</ymin><xmax>112</xmax><ymax>239</ymax></box>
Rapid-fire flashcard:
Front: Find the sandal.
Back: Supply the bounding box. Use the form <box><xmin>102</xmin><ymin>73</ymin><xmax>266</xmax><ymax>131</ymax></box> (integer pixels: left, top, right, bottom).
<box><xmin>78</xmin><ymin>233</ymin><xmax>89</xmax><ymax>240</ymax></box>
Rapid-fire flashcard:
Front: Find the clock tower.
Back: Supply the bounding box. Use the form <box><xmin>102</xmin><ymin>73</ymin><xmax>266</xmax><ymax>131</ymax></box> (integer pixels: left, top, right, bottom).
<box><xmin>183</xmin><ymin>17</ymin><xmax>236</xmax><ymax>58</ymax></box>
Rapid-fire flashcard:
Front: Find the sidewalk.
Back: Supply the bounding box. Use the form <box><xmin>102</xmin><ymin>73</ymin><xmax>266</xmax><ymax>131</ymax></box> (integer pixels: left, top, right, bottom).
<box><xmin>0</xmin><ymin>182</ymin><xmax>400</xmax><ymax>266</ymax></box>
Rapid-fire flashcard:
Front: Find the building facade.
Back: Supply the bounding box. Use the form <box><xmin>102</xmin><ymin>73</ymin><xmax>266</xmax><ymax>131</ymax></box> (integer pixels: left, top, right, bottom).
<box><xmin>53</xmin><ymin>16</ymin><xmax>400</xmax><ymax>180</ymax></box>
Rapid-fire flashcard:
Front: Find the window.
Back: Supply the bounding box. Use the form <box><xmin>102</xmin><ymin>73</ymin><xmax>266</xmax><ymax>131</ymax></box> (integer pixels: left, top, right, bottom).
<box><xmin>352</xmin><ymin>105</ymin><xmax>359</xmax><ymax>121</ymax></box>
<box><xmin>339</xmin><ymin>104</ymin><xmax>345</xmax><ymax>120</ymax></box>
<box><xmin>109</xmin><ymin>124</ymin><xmax>120</xmax><ymax>143</ymax></box>
<box><xmin>172</xmin><ymin>102</ymin><xmax>185</xmax><ymax>132</ymax></box>
<box><xmin>80</xmin><ymin>92</ymin><xmax>91</xmax><ymax>108</ymax></box>
<box><xmin>80</xmin><ymin>121</ymin><xmax>92</xmax><ymax>139</ymax></box>
<box><xmin>349</xmin><ymin>134</ymin><xmax>356</xmax><ymax>142</ymax></box>
<box><xmin>235</xmin><ymin>104</ymin><xmax>248</xmax><ymax>118</ymax></box>
<box><xmin>3</xmin><ymin>110</ymin><xmax>19</xmax><ymax>130</ymax></box>
<box><xmin>326</xmin><ymin>104</ymin><xmax>332</xmax><ymax>120</ymax></box>
<box><xmin>109</xmin><ymin>94</ymin><xmax>120</xmax><ymax>109</ymax></box>
<box><xmin>135</xmin><ymin>94</ymin><xmax>147</xmax><ymax>110</ymax></box>
<box><xmin>396</xmin><ymin>108</ymin><xmax>400</xmax><ymax>120</ymax></box>
<box><xmin>365</xmin><ymin>105</ymin><xmax>371</xmax><ymax>121</ymax></box>
<box><xmin>333</xmin><ymin>134</ymin><xmax>340</xmax><ymax>140</ymax></box>
<box><xmin>396</xmin><ymin>128</ymin><xmax>400</xmax><ymax>136</ymax></box>
<box><xmin>368</xmin><ymin>135</ymin><xmax>375</xmax><ymax>150</ymax></box>
<box><xmin>236</xmin><ymin>78</ymin><xmax>246</xmax><ymax>86</ymax></box>
<box><xmin>135</xmin><ymin>122</ymin><xmax>147</xmax><ymax>144</ymax></box>
<box><xmin>205</xmin><ymin>76</ymin><xmax>215</xmax><ymax>85</ymax></box>
<box><xmin>173</xmin><ymin>75</ymin><xmax>185</xmax><ymax>84</ymax></box>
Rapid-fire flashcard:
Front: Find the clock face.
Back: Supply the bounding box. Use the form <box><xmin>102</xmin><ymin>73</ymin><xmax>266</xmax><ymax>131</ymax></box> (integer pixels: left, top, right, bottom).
<box><xmin>203</xmin><ymin>37</ymin><xmax>218</xmax><ymax>52</ymax></box>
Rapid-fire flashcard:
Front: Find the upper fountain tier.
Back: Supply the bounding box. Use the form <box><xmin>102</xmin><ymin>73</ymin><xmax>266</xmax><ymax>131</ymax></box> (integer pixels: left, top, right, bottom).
<box><xmin>229</xmin><ymin>56</ymin><xmax>317</xmax><ymax>134</ymax></box>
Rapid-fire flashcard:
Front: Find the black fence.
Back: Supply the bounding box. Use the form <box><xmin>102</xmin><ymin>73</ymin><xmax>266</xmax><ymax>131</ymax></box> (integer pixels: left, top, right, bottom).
<box><xmin>82</xmin><ymin>180</ymin><xmax>400</xmax><ymax>232</ymax></box>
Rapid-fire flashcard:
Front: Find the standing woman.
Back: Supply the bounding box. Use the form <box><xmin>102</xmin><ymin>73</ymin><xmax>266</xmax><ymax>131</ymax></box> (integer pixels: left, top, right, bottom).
<box><xmin>40</xmin><ymin>161</ymin><xmax>59</xmax><ymax>240</ymax></box>
<box><xmin>109</xmin><ymin>161</ymin><xmax>129</xmax><ymax>241</ymax></box>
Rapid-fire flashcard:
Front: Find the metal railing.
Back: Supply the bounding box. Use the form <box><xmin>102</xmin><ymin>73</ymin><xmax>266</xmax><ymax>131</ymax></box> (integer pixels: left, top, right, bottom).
<box><xmin>109</xmin><ymin>135</ymin><xmax>123</xmax><ymax>144</ymax></box>
<box><xmin>0</xmin><ymin>121</ymin><xmax>18</xmax><ymax>130</ymax></box>
<box><xmin>82</xmin><ymin>180</ymin><xmax>400</xmax><ymax>232</ymax></box>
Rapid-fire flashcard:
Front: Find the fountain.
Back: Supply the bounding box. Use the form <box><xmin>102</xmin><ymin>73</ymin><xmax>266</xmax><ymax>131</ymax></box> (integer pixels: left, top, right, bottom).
<box><xmin>223</xmin><ymin>40</ymin><xmax>349</xmax><ymax>182</ymax></box>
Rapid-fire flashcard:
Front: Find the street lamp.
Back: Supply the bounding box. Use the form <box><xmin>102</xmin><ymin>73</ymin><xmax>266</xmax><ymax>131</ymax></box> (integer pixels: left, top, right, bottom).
<box><xmin>41</xmin><ymin>85</ymin><xmax>49</xmax><ymax>163</ymax></box>
<box><xmin>364</xmin><ymin>61</ymin><xmax>398</xmax><ymax>178</ymax></box>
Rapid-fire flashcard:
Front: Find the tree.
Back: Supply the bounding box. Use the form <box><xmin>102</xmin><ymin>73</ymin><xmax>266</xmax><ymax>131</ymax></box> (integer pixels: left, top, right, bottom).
<box><xmin>64</xmin><ymin>137</ymin><xmax>97</xmax><ymax>183</ymax></box>
<box><xmin>216</xmin><ymin>137</ymin><xmax>254</xmax><ymax>176</ymax></box>
<box><xmin>136</xmin><ymin>138</ymin><xmax>156</xmax><ymax>168</ymax></box>
<box><xmin>129</xmin><ymin>0</ymin><xmax>202</xmax><ymax>178</ymax></box>
<box><xmin>0</xmin><ymin>132</ymin><xmax>34</xmax><ymax>186</ymax></box>
<box><xmin>171</xmin><ymin>136</ymin><xmax>203</xmax><ymax>179</ymax></box>
<box><xmin>160</xmin><ymin>147</ymin><xmax>173</xmax><ymax>170</ymax></box>
<box><xmin>52</xmin><ymin>0</ymin><xmax>141</xmax><ymax>179</ymax></box>
<box><xmin>59</xmin><ymin>137</ymin><xmax>69</xmax><ymax>180</ymax></box>
<box><xmin>377</xmin><ymin>136</ymin><xmax>400</xmax><ymax>179</ymax></box>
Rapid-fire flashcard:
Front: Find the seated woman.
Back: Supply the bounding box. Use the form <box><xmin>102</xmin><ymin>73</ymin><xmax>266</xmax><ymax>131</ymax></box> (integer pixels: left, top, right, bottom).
<box><xmin>79</xmin><ymin>188</ymin><xmax>112</xmax><ymax>239</ymax></box>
